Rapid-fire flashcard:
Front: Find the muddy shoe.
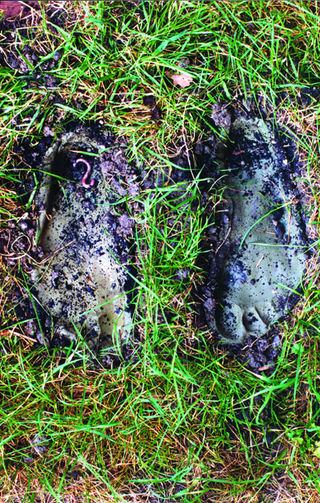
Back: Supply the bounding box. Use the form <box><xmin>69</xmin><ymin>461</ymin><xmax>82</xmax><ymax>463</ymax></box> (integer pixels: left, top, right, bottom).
<box><xmin>204</xmin><ymin>114</ymin><xmax>309</xmax><ymax>344</ymax></box>
<box><xmin>32</xmin><ymin>126</ymin><xmax>134</xmax><ymax>352</ymax></box>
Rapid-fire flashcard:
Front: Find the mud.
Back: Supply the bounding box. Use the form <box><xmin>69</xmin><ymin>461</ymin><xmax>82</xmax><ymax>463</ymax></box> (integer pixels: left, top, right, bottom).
<box><xmin>1</xmin><ymin>123</ymin><xmax>139</xmax><ymax>361</ymax></box>
<box><xmin>202</xmin><ymin>111</ymin><xmax>309</xmax><ymax>345</ymax></box>
<box><xmin>31</xmin><ymin>126</ymin><xmax>135</xmax><ymax>352</ymax></box>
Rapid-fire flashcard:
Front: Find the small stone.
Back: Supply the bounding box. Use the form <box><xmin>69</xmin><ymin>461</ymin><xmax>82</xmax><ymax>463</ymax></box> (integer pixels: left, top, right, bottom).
<box><xmin>30</xmin><ymin>435</ymin><xmax>49</xmax><ymax>456</ymax></box>
<box><xmin>19</xmin><ymin>220</ymin><xmax>30</xmax><ymax>231</ymax></box>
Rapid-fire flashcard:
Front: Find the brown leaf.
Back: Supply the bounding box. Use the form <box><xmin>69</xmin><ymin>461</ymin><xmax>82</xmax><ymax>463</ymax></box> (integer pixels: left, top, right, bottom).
<box><xmin>0</xmin><ymin>1</ymin><xmax>39</xmax><ymax>18</ymax></box>
<box><xmin>171</xmin><ymin>72</ymin><xmax>193</xmax><ymax>88</ymax></box>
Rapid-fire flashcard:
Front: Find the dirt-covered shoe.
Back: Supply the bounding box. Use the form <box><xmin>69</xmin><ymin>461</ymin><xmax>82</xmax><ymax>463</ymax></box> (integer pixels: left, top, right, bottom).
<box><xmin>204</xmin><ymin>113</ymin><xmax>309</xmax><ymax>344</ymax></box>
<box><xmin>32</xmin><ymin>126</ymin><xmax>134</xmax><ymax>352</ymax></box>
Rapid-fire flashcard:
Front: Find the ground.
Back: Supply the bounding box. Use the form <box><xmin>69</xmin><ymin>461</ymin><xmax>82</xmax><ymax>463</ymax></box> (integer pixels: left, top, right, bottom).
<box><xmin>0</xmin><ymin>2</ymin><xmax>320</xmax><ymax>502</ymax></box>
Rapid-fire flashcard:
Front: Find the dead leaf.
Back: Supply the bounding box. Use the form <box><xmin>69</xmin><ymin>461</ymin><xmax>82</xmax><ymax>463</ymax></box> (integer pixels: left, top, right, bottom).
<box><xmin>171</xmin><ymin>72</ymin><xmax>193</xmax><ymax>88</ymax></box>
<box><xmin>0</xmin><ymin>1</ymin><xmax>39</xmax><ymax>18</ymax></box>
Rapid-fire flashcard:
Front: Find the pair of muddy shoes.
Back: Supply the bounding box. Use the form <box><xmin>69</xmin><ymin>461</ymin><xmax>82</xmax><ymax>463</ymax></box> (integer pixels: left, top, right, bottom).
<box><xmin>31</xmin><ymin>111</ymin><xmax>309</xmax><ymax>354</ymax></box>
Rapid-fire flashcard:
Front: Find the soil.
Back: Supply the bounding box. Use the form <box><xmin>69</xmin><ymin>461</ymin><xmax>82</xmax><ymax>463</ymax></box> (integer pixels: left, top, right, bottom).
<box><xmin>31</xmin><ymin>126</ymin><xmax>136</xmax><ymax>354</ymax></box>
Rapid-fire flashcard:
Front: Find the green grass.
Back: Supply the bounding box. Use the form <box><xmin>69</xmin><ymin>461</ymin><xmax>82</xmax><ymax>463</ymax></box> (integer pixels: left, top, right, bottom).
<box><xmin>1</xmin><ymin>1</ymin><xmax>320</xmax><ymax>501</ymax></box>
